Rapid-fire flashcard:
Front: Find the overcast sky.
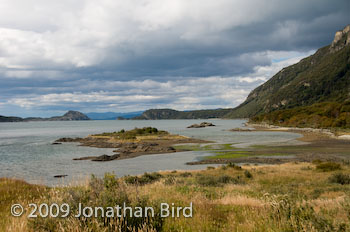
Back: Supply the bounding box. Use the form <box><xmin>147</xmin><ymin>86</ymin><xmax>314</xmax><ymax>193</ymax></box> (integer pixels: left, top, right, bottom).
<box><xmin>0</xmin><ymin>0</ymin><xmax>349</xmax><ymax>117</ymax></box>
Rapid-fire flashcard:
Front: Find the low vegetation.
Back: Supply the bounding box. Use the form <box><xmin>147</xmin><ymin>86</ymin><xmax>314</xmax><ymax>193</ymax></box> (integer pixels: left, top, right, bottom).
<box><xmin>93</xmin><ymin>127</ymin><xmax>169</xmax><ymax>140</ymax></box>
<box><xmin>329</xmin><ymin>173</ymin><xmax>350</xmax><ymax>185</ymax></box>
<box><xmin>316</xmin><ymin>161</ymin><xmax>342</xmax><ymax>172</ymax></box>
<box><xmin>2</xmin><ymin>162</ymin><xmax>350</xmax><ymax>231</ymax></box>
<box><xmin>251</xmin><ymin>101</ymin><xmax>350</xmax><ymax>129</ymax></box>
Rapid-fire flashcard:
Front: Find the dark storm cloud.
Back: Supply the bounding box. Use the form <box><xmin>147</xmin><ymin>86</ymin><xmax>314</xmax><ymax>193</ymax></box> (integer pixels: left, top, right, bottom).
<box><xmin>0</xmin><ymin>0</ymin><xmax>349</xmax><ymax>116</ymax></box>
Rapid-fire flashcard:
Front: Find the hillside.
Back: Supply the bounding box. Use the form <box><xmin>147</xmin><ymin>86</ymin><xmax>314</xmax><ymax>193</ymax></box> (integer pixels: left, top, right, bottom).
<box><xmin>0</xmin><ymin>116</ymin><xmax>23</xmax><ymax>122</ymax></box>
<box><xmin>250</xmin><ymin>101</ymin><xmax>350</xmax><ymax>129</ymax></box>
<box><xmin>48</xmin><ymin>110</ymin><xmax>90</xmax><ymax>121</ymax></box>
<box><xmin>133</xmin><ymin>108</ymin><xmax>232</xmax><ymax>120</ymax></box>
<box><xmin>86</xmin><ymin>111</ymin><xmax>143</xmax><ymax>120</ymax></box>
<box><xmin>0</xmin><ymin>111</ymin><xmax>90</xmax><ymax>122</ymax></box>
<box><xmin>225</xmin><ymin>25</ymin><xmax>350</xmax><ymax>120</ymax></box>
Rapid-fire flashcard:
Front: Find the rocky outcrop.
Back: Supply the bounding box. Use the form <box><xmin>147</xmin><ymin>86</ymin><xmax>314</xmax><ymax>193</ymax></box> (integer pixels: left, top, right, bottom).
<box><xmin>187</xmin><ymin>122</ymin><xmax>216</xmax><ymax>128</ymax></box>
<box><xmin>54</xmin><ymin>175</ymin><xmax>68</xmax><ymax>178</ymax></box>
<box><xmin>55</xmin><ymin>137</ymin><xmax>83</xmax><ymax>143</ymax></box>
<box><xmin>330</xmin><ymin>25</ymin><xmax>350</xmax><ymax>53</ymax></box>
<box><xmin>229</xmin><ymin>127</ymin><xmax>253</xmax><ymax>132</ymax></box>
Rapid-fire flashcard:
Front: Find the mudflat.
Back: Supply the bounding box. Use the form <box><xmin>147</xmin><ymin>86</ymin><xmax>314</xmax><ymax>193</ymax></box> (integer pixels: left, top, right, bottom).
<box><xmin>187</xmin><ymin>124</ymin><xmax>350</xmax><ymax>165</ymax></box>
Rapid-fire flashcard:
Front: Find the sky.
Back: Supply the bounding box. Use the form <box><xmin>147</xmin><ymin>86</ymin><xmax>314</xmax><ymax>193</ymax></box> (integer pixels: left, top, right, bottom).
<box><xmin>0</xmin><ymin>0</ymin><xmax>349</xmax><ymax>117</ymax></box>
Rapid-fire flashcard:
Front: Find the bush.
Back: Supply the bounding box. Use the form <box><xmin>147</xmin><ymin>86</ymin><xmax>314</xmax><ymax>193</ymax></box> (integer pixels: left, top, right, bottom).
<box><xmin>244</xmin><ymin>170</ymin><xmax>253</xmax><ymax>178</ymax></box>
<box><xmin>94</xmin><ymin>127</ymin><xmax>168</xmax><ymax>140</ymax></box>
<box><xmin>164</xmin><ymin>176</ymin><xmax>176</xmax><ymax>185</ymax></box>
<box><xmin>316</xmin><ymin>162</ymin><xmax>342</xmax><ymax>172</ymax></box>
<box><xmin>124</xmin><ymin>172</ymin><xmax>163</xmax><ymax>185</ymax></box>
<box><xmin>217</xmin><ymin>175</ymin><xmax>234</xmax><ymax>184</ymax></box>
<box><xmin>196</xmin><ymin>175</ymin><xmax>219</xmax><ymax>186</ymax></box>
<box><xmin>329</xmin><ymin>173</ymin><xmax>350</xmax><ymax>185</ymax></box>
<box><xmin>196</xmin><ymin>174</ymin><xmax>244</xmax><ymax>186</ymax></box>
<box><xmin>226</xmin><ymin>163</ymin><xmax>242</xmax><ymax>170</ymax></box>
<box><xmin>179</xmin><ymin>172</ymin><xmax>192</xmax><ymax>177</ymax></box>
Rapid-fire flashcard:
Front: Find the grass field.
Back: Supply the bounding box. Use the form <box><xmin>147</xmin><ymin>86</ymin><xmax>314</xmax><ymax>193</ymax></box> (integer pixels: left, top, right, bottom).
<box><xmin>1</xmin><ymin>162</ymin><xmax>349</xmax><ymax>231</ymax></box>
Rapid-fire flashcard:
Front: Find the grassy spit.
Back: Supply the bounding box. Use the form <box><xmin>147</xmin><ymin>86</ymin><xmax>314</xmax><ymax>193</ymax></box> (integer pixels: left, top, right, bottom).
<box><xmin>1</xmin><ymin>162</ymin><xmax>350</xmax><ymax>231</ymax></box>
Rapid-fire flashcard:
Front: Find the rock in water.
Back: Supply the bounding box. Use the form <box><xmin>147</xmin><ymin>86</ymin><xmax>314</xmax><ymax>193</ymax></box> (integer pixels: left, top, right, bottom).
<box><xmin>187</xmin><ymin>122</ymin><xmax>216</xmax><ymax>128</ymax></box>
<box><xmin>54</xmin><ymin>175</ymin><xmax>68</xmax><ymax>178</ymax></box>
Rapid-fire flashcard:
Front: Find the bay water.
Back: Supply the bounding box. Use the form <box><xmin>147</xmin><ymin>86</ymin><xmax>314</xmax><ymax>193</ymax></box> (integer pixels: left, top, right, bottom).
<box><xmin>0</xmin><ymin>119</ymin><xmax>301</xmax><ymax>185</ymax></box>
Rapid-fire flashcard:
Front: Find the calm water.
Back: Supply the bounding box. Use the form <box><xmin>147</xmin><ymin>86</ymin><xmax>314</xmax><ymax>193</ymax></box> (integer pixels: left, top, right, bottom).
<box><xmin>0</xmin><ymin>119</ymin><xmax>301</xmax><ymax>185</ymax></box>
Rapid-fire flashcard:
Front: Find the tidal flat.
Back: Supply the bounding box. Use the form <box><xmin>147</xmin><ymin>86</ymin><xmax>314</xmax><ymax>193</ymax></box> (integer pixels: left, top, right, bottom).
<box><xmin>186</xmin><ymin>125</ymin><xmax>350</xmax><ymax>165</ymax></box>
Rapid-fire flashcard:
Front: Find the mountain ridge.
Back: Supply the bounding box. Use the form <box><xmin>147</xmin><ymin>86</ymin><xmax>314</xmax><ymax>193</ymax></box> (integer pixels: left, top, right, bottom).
<box><xmin>224</xmin><ymin>24</ymin><xmax>350</xmax><ymax>120</ymax></box>
<box><xmin>0</xmin><ymin>110</ymin><xmax>90</xmax><ymax>122</ymax></box>
<box><xmin>132</xmin><ymin>108</ymin><xmax>232</xmax><ymax>120</ymax></box>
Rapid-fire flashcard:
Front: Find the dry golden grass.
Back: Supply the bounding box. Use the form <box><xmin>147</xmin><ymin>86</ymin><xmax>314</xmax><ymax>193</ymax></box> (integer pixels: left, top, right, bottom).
<box><xmin>2</xmin><ymin>162</ymin><xmax>350</xmax><ymax>231</ymax></box>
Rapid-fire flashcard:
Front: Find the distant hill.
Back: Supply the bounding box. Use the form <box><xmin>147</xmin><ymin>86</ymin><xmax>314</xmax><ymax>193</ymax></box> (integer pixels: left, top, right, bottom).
<box><xmin>0</xmin><ymin>115</ymin><xmax>23</xmax><ymax>122</ymax></box>
<box><xmin>133</xmin><ymin>108</ymin><xmax>232</xmax><ymax>120</ymax></box>
<box><xmin>225</xmin><ymin>25</ymin><xmax>350</xmax><ymax>120</ymax></box>
<box><xmin>0</xmin><ymin>111</ymin><xmax>90</xmax><ymax>122</ymax></box>
<box><xmin>86</xmin><ymin>111</ymin><xmax>143</xmax><ymax>120</ymax></box>
<box><xmin>49</xmin><ymin>111</ymin><xmax>90</xmax><ymax>121</ymax></box>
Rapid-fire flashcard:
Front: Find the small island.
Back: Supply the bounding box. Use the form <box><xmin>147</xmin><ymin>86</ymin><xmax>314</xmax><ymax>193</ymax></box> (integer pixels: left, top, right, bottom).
<box><xmin>187</xmin><ymin>122</ymin><xmax>215</xmax><ymax>128</ymax></box>
<box><xmin>55</xmin><ymin>127</ymin><xmax>208</xmax><ymax>161</ymax></box>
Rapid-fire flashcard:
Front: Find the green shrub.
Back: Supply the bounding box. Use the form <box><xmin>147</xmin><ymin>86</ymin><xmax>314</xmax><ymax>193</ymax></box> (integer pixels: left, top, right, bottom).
<box><xmin>196</xmin><ymin>174</ymin><xmax>244</xmax><ymax>186</ymax></box>
<box><xmin>244</xmin><ymin>170</ymin><xmax>253</xmax><ymax>178</ymax></box>
<box><xmin>316</xmin><ymin>162</ymin><xmax>342</xmax><ymax>172</ymax></box>
<box><xmin>329</xmin><ymin>173</ymin><xmax>350</xmax><ymax>185</ymax></box>
<box><xmin>226</xmin><ymin>163</ymin><xmax>242</xmax><ymax>170</ymax></box>
<box><xmin>94</xmin><ymin>127</ymin><xmax>168</xmax><ymax>140</ymax></box>
<box><xmin>196</xmin><ymin>175</ymin><xmax>219</xmax><ymax>186</ymax></box>
<box><xmin>179</xmin><ymin>172</ymin><xmax>192</xmax><ymax>177</ymax></box>
<box><xmin>217</xmin><ymin>175</ymin><xmax>234</xmax><ymax>184</ymax></box>
<box><xmin>124</xmin><ymin>172</ymin><xmax>163</xmax><ymax>185</ymax></box>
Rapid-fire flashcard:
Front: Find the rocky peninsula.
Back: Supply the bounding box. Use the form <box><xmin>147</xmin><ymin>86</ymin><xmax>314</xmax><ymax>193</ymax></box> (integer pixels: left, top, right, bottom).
<box><xmin>55</xmin><ymin>127</ymin><xmax>208</xmax><ymax>161</ymax></box>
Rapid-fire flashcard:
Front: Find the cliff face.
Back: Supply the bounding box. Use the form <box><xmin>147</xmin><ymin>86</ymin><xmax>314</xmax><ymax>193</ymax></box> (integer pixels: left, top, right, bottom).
<box><xmin>330</xmin><ymin>25</ymin><xmax>350</xmax><ymax>53</ymax></box>
<box><xmin>225</xmin><ymin>24</ymin><xmax>350</xmax><ymax>119</ymax></box>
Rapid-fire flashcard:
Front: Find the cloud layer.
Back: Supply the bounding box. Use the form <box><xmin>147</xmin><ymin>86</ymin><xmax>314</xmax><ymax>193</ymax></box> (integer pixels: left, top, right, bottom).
<box><xmin>0</xmin><ymin>0</ymin><xmax>349</xmax><ymax>116</ymax></box>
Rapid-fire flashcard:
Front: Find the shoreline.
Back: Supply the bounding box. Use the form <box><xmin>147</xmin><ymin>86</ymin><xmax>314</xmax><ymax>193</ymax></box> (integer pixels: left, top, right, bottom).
<box><xmin>188</xmin><ymin>123</ymin><xmax>350</xmax><ymax>165</ymax></box>
<box><xmin>245</xmin><ymin>122</ymin><xmax>350</xmax><ymax>142</ymax></box>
